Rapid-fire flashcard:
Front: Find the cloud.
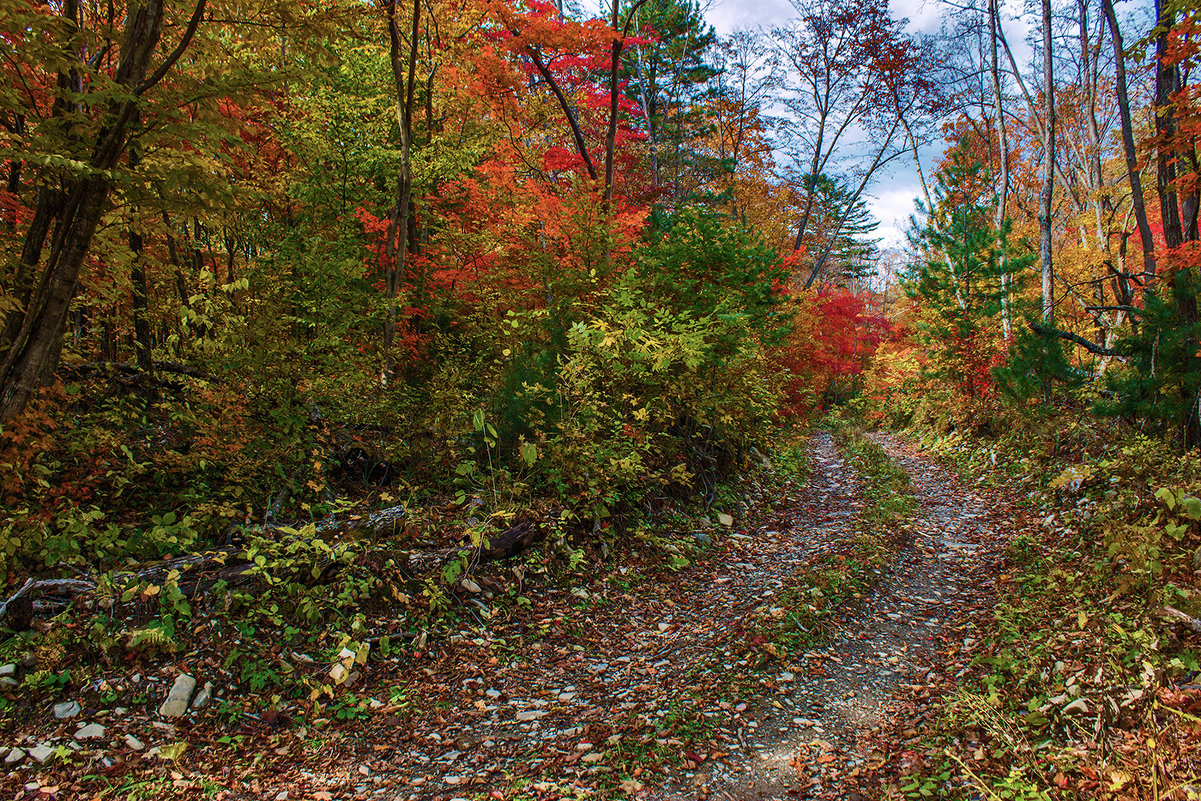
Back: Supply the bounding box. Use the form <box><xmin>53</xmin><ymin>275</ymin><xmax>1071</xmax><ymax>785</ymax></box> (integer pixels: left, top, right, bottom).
<box><xmin>704</xmin><ymin>0</ymin><xmax>795</xmax><ymax>33</ymax></box>
<box><xmin>869</xmin><ymin>184</ymin><xmax>925</xmax><ymax>248</ymax></box>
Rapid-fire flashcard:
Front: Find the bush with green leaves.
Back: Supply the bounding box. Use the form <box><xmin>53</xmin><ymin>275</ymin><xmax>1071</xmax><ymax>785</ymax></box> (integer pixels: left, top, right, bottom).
<box><xmin>514</xmin><ymin>211</ymin><xmax>790</xmax><ymax>520</ymax></box>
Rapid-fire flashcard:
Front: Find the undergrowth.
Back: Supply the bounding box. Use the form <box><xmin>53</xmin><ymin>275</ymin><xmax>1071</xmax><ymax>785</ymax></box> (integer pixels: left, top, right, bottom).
<box><xmin>891</xmin><ymin>413</ymin><xmax>1201</xmax><ymax>800</ymax></box>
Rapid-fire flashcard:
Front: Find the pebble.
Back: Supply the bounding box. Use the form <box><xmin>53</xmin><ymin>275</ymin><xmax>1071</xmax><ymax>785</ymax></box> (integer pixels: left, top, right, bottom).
<box><xmin>124</xmin><ymin>734</ymin><xmax>145</xmax><ymax>751</ymax></box>
<box><xmin>0</xmin><ymin>664</ymin><xmax>15</xmax><ymax>678</ymax></box>
<box><xmin>515</xmin><ymin>710</ymin><xmax>548</xmax><ymax>722</ymax></box>
<box><xmin>4</xmin><ymin>747</ymin><xmax>25</xmax><ymax>766</ymax></box>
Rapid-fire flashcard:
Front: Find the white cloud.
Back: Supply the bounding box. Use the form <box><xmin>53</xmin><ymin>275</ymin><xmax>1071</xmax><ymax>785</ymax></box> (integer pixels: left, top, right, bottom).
<box><xmin>869</xmin><ymin>184</ymin><xmax>925</xmax><ymax>248</ymax></box>
<box><xmin>704</xmin><ymin>0</ymin><xmax>795</xmax><ymax>34</ymax></box>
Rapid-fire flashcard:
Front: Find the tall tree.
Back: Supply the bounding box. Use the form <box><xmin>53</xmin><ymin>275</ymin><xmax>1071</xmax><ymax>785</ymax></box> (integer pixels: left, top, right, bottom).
<box><xmin>771</xmin><ymin>0</ymin><xmax>925</xmax><ymax>279</ymax></box>
<box><xmin>1038</xmin><ymin>0</ymin><xmax>1056</xmax><ymax>325</ymax></box>
<box><xmin>0</xmin><ymin>0</ymin><xmax>207</xmax><ymax>420</ymax></box>
<box><xmin>381</xmin><ymin>0</ymin><xmax>421</xmax><ymax>380</ymax></box>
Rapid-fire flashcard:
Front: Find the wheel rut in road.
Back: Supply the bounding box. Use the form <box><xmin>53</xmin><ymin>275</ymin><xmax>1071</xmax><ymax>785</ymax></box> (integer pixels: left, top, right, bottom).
<box><xmin>654</xmin><ymin>432</ymin><xmax>1001</xmax><ymax>800</ymax></box>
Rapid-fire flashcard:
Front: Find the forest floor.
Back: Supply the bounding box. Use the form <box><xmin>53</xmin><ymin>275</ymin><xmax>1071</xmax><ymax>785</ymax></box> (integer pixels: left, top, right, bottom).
<box><xmin>1</xmin><ymin>431</ymin><xmax>1026</xmax><ymax>801</ymax></box>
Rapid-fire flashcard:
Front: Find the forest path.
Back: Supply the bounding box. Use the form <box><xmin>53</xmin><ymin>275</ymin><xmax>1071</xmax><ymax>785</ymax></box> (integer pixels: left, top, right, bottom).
<box><xmin>269</xmin><ymin>431</ymin><xmax>1011</xmax><ymax>801</ymax></box>
<box><xmin>650</xmin><ymin>432</ymin><xmax>1001</xmax><ymax>800</ymax></box>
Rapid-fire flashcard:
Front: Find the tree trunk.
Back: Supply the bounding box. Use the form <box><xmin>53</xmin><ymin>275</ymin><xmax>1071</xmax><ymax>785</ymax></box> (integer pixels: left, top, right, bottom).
<box><xmin>128</xmin><ymin>131</ymin><xmax>153</xmax><ymax>374</ymax></box>
<box><xmin>1103</xmin><ymin>0</ymin><xmax>1155</xmax><ymax>283</ymax></box>
<box><xmin>1038</xmin><ymin>0</ymin><xmax>1055</xmax><ymax>325</ymax></box>
<box><xmin>989</xmin><ymin>0</ymin><xmax>1013</xmax><ymax>339</ymax></box>
<box><xmin>602</xmin><ymin>0</ymin><xmax>649</xmax><ymax>203</ymax></box>
<box><xmin>382</xmin><ymin>0</ymin><xmax>420</xmax><ymax>381</ymax></box>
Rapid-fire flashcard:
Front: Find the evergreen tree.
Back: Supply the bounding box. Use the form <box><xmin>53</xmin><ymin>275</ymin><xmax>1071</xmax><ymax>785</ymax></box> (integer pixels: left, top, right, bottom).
<box><xmin>1101</xmin><ymin>267</ymin><xmax>1201</xmax><ymax>447</ymax></box>
<box><xmin>905</xmin><ymin>143</ymin><xmax>1028</xmax><ymax>403</ymax></box>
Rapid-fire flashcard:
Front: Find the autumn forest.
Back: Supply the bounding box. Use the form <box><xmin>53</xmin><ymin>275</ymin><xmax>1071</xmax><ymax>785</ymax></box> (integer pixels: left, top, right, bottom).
<box><xmin>0</xmin><ymin>0</ymin><xmax>1199</xmax><ymax>797</ymax></box>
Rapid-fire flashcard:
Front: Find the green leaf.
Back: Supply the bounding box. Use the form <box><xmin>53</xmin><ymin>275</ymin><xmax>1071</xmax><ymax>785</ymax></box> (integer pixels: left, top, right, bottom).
<box><xmin>1181</xmin><ymin>496</ymin><xmax>1201</xmax><ymax>520</ymax></box>
<box><xmin>157</xmin><ymin>741</ymin><xmax>189</xmax><ymax>761</ymax></box>
<box><xmin>1154</xmin><ymin>487</ymin><xmax>1177</xmax><ymax>510</ymax></box>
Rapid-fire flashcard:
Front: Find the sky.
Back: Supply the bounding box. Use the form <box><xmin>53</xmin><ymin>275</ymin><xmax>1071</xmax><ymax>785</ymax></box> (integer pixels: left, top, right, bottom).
<box><xmin>703</xmin><ymin>0</ymin><xmax>971</xmax><ymax>250</ymax></box>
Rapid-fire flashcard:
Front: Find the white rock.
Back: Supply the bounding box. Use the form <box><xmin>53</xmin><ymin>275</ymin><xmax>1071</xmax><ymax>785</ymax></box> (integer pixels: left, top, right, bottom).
<box><xmin>717</xmin><ymin>513</ymin><xmax>734</xmax><ymax>527</ymax></box>
<box><xmin>459</xmin><ymin>578</ymin><xmax>482</xmax><ymax>594</ymax></box>
<box><xmin>75</xmin><ymin>723</ymin><xmax>106</xmax><ymax>740</ymax></box>
<box><xmin>53</xmin><ymin>700</ymin><xmax>81</xmax><ymax>719</ymax></box>
<box><xmin>28</xmin><ymin>744</ymin><xmax>55</xmax><ymax>763</ymax></box>
<box><xmin>158</xmin><ymin>673</ymin><xmax>197</xmax><ymax>718</ymax></box>
<box><xmin>4</xmin><ymin>747</ymin><xmax>25</xmax><ymax>765</ymax></box>
<box><xmin>0</xmin><ymin>664</ymin><xmax>15</xmax><ymax>678</ymax></box>
<box><xmin>515</xmin><ymin>710</ymin><xmax>548</xmax><ymax>722</ymax></box>
<box><xmin>124</xmin><ymin>734</ymin><xmax>145</xmax><ymax>751</ymax></box>
<box><xmin>1063</xmin><ymin>698</ymin><xmax>1090</xmax><ymax>715</ymax></box>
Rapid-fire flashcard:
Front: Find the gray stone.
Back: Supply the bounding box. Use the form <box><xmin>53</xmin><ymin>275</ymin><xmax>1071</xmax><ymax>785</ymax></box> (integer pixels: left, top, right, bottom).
<box><xmin>459</xmin><ymin>578</ymin><xmax>482</xmax><ymax>594</ymax></box>
<box><xmin>27</xmin><ymin>744</ymin><xmax>55</xmax><ymax>764</ymax></box>
<box><xmin>4</xmin><ymin>747</ymin><xmax>25</xmax><ymax>766</ymax></box>
<box><xmin>53</xmin><ymin>700</ymin><xmax>81</xmax><ymax>719</ymax></box>
<box><xmin>515</xmin><ymin>709</ymin><xmax>548</xmax><ymax>722</ymax></box>
<box><xmin>158</xmin><ymin>673</ymin><xmax>197</xmax><ymax>718</ymax></box>
<box><xmin>1063</xmin><ymin>698</ymin><xmax>1090</xmax><ymax>715</ymax></box>
<box><xmin>75</xmin><ymin>723</ymin><xmax>106</xmax><ymax>740</ymax></box>
<box><xmin>124</xmin><ymin>734</ymin><xmax>145</xmax><ymax>751</ymax></box>
<box><xmin>0</xmin><ymin>677</ymin><xmax>17</xmax><ymax>690</ymax></box>
<box><xmin>191</xmin><ymin>681</ymin><xmax>214</xmax><ymax>710</ymax></box>
<box><xmin>0</xmin><ymin>664</ymin><xmax>15</xmax><ymax>678</ymax></box>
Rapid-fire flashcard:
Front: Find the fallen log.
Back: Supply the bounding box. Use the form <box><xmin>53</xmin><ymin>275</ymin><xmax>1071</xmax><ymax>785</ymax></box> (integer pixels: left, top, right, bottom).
<box><xmin>1</xmin><ymin>513</ymin><xmax>546</xmax><ymax>627</ymax></box>
<box><xmin>1161</xmin><ymin>605</ymin><xmax>1201</xmax><ymax>635</ymax></box>
<box><xmin>0</xmin><ymin>577</ymin><xmax>97</xmax><ymax>628</ymax></box>
<box><xmin>405</xmin><ymin>519</ymin><xmax>544</xmax><ymax>576</ymax></box>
